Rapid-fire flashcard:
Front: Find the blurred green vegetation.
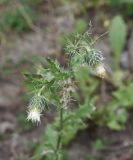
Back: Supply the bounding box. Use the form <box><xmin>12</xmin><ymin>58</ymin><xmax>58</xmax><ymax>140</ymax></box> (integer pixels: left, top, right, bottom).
<box><xmin>0</xmin><ymin>1</ymin><xmax>39</xmax><ymax>32</ymax></box>
<box><xmin>109</xmin><ymin>15</ymin><xmax>127</xmax><ymax>69</ymax></box>
<box><xmin>0</xmin><ymin>0</ymin><xmax>132</xmax><ymax>33</ymax></box>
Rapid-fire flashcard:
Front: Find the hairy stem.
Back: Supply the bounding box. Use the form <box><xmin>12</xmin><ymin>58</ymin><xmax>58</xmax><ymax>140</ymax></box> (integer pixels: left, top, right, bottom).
<box><xmin>55</xmin><ymin>108</ymin><xmax>63</xmax><ymax>160</ymax></box>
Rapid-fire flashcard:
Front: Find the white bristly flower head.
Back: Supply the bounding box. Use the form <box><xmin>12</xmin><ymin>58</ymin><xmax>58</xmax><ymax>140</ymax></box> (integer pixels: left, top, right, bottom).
<box><xmin>27</xmin><ymin>107</ymin><xmax>41</xmax><ymax>124</ymax></box>
<box><xmin>26</xmin><ymin>94</ymin><xmax>47</xmax><ymax>124</ymax></box>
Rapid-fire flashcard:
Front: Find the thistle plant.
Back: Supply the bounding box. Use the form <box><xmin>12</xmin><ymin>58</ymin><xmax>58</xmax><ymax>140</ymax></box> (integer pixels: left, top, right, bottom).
<box><xmin>25</xmin><ymin>30</ymin><xmax>107</xmax><ymax>160</ymax></box>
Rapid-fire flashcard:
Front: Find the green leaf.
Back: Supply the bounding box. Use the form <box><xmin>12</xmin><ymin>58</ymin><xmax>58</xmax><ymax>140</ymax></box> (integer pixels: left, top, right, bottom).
<box><xmin>46</xmin><ymin>58</ymin><xmax>61</xmax><ymax>73</ymax></box>
<box><xmin>106</xmin><ymin>106</ymin><xmax>128</xmax><ymax>130</ymax></box>
<box><xmin>34</xmin><ymin>125</ymin><xmax>57</xmax><ymax>160</ymax></box>
<box><xmin>109</xmin><ymin>15</ymin><xmax>127</xmax><ymax>67</ymax></box>
<box><xmin>107</xmin><ymin>120</ymin><xmax>122</xmax><ymax>130</ymax></box>
<box><xmin>24</xmin><ymin>73</ymin><xmax>42</xmax><ymax>79</ymax></box>
<box><xmin>59</xmin><ymin>103</ymin><xmax>95</xmax><ymax>144</ymax></box>
<box><xmin>75</xmin><ymin>103</ymin><xmax>95</xmax><ymax>119</ymax></box>
<box><xmin>121</xmin><ymin>0</ymin><xmax>133</xmax><ymax>3</ymax></box>
<box><xmin>110</xmin><ymin>0</ymin><xmax>133</xmax><ymax>5</ymax></box>
<box><xmin>46</xmin><ymin>58</ymin><xmax>69</xmax><ymax>80</ymax></box>
<box><xmin>24</xmin><ymin>73</ymin><xmax>45</xmax><ymax>91</ymax></box>
<box><xmin>74</xmin><ymin>66</ymin><xmax>99</xmax><ymax>100</ymax></box>
<box><xmin>113</xmin><ymin>82</ymin><xmax>133</xmax><ymax>107</ymax></box>
<box><xmin>74</xmin><ymin>19</ymin><xmax>87</xmax><ymax>34</ymax></box>
<box><xmin>94</xmin><ymin>139</ymin><xmax>105</xmax><ymax>151</ymax></box>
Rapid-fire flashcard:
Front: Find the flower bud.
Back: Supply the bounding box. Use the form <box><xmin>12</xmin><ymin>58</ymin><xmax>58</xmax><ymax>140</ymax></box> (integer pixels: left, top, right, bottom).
<box><xmin>27</xmin><ymin>95</ymin><xmax>47</xmax><ymax>124</ymax></box>
<box><xmin>95</xmin><ymin>63</ymin><xmax>106</xmax><ymax>78</ymax></box>
<box><xmin>85</xmin><ymin>50</ymin><xmax>104</xmax><ymax>67</ymax></box>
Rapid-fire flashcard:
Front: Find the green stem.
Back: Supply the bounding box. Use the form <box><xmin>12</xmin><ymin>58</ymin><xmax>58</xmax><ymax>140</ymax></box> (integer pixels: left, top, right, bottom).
<box><xmin>114</xmin><ymin>52</ymin><xmax>120</xmax><ymax>70</ymax></box>
<box><xmin>90</xmin><ymin>31</ymin><xmax>109</xmax><ymax>46</ymax></box>
<box><xmin>16</xmin><ymin>1</ymin><xmax>34</xmax><ymax>29</ymax></box>
<box><xmin>55</xmin><ymin>108</ymin><xmax>63</xmax><ymax>160</ymax></box>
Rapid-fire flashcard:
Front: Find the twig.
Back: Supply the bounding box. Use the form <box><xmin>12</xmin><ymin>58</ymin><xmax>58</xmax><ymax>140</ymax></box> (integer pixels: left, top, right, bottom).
<box><xmin>55</xmin><ymin>107</ymin><xmax>64</xmax><ymax>160</ymax></box>
<box><xmin>102</xmin><ymin>141</ymin><xmax>133</xmax><ymax>152</ymax></box>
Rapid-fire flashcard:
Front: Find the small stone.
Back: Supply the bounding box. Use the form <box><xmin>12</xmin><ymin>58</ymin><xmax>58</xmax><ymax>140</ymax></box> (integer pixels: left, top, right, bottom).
<box><xmin>121</xmin><ymin>51</ymin><xmax>130</xmax><ymax>69</ymax></box>
<box><xmin>55</xmin><ymin>6</ymin><xmax>75</xmax><ymax>33</ymax></box>
<box><xmin>128</xmin><ymin>31</ymin><xmax>133</xmax><ymax>70</ymax></box>
<box><xmin>0</xmin><ymin>82</ymin><xmax>20</xmax><ymax>108</ymax></box>
<box><xmin>0</xmin><ymin>121</ymin><xmax>15</xmax><ymax>134</ymax></box>
<box><xmin>95</xmin><ymin>38</ymin><xmax>112</xmax><ymax>66</ymax></box>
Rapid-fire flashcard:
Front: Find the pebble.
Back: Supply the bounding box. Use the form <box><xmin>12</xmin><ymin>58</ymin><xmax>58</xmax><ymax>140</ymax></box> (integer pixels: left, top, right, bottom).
<box><xmin>128</xmin><ymin>31</ymin><xmax>133</xmax><ymax>70</ymax></box>
<box><xmin>0</xmin><ymin>81</ymin><xmax>20</xmax><ymax>108</ymax></box>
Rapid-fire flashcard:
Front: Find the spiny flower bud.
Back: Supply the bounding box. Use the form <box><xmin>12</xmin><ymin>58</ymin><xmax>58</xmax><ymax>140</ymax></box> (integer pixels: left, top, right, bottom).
<box><xmin>85</xmin><ymin>50</ymin><xmax>104</xmax><ymax>67</ymax></box>
<box><xmin>29</xmin><ymin>95</ymin><xmax>47</xmax><ymax>110</ymax></box>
